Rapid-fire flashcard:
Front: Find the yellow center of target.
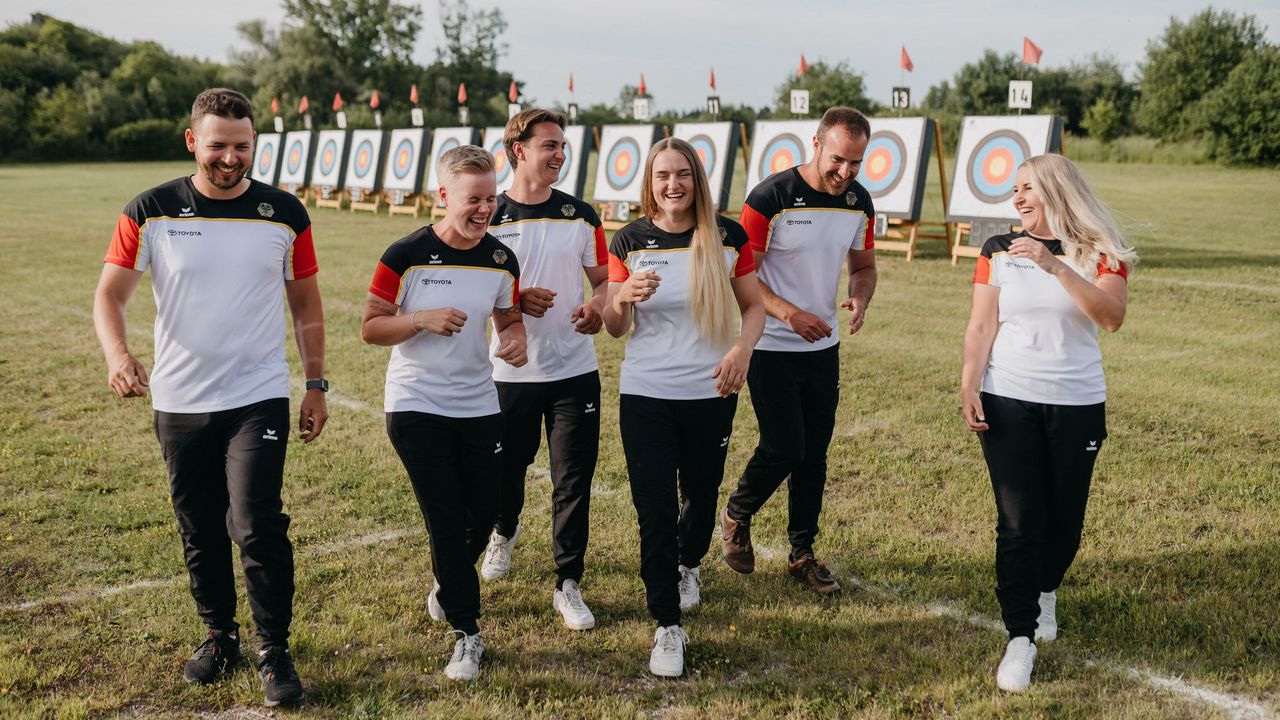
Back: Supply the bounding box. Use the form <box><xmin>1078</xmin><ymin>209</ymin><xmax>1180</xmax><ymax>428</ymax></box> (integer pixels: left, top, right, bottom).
<box><xmin>869</xmin><ymin>155</ymin><xmax>887</xmax><ymax>175</ymax></box>
<box><xmin>988</xmin><ymin>155</ymin><xmax>1008</xmax><ymax>178</ymax></box>
<box><xmin>616</xmin><ymin>154</ymin><xmax>631</xmax><ymax>174</ymax></box>
<box><xmin>769</xmin><ymin>154</ymin><xmax>791</xmax><ymax>174</ymax></box>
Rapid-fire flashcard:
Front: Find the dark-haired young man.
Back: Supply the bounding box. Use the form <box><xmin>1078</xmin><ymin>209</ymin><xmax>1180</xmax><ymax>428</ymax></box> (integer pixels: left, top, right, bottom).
<box><xmin>722</xmin><ymin>107</ymin><xmax>878</xmax><ymax>595</ymax></box>
<box><xmin>481</xmin><ymin>108</ymin><xmax>608</xmax><ymax>631</ymax></box>
<box><xmin>93</xmin><ymin>88</ymin><xmax>324</xmax><ymax>706</ymax></box>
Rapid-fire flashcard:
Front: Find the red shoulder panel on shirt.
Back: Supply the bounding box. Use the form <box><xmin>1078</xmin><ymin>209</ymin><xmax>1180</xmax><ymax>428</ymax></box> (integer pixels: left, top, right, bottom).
<box><xmin>369</xmin><ymin>261</ymin><xmax>403</xmax><ymax>304</ymax></box>
<box><xmin>972</xmin><ymin>254</ymin><xmax>992</xmax><ymax>285</ymax></box>
<box><xmin>607</xmin><ymin>253</ymin><xmax>630</xmax><ymax>282</ymax></box>
<box><xmin>739</xmin><ymin>204</ymin><xmax>771</xmax><ymax>253</ymax></box>
<box><xmin>593</xmin><ymin>225</ymin><xmax>608</xmax><ymax>267</ymax></box>
<box><xmin>104</xmin><ymin>214</ymin><xmax>141</xmax><ymax>269</ymax></box>
<box><xmin>289</xmin><ymin>226</ymin><xmax>319</xmax><ymax>279</ymax></box>
<box><xmin>1096</xmin><ymin>256</ymin><xmax>1129</xmax><ymax>280</ymax></box>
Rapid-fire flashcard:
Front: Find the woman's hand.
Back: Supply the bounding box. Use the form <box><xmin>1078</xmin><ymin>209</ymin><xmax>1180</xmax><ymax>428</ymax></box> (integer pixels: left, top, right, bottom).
<box><xmin>617</xmin><ymin>270</ymin><xmax>661</xmax><ymax>305</ymax></box>
<box><xmin>712</xmin><ymin>344</ymin><xmax>751</xmax><ymax>398</ymax></box>
<box><xmin>1009</xmin><ymin>237</ymin><xmax>1065</xmax><ymax>275</ymax></box>
<box><xmin>961</xmin><ymin>390</ymin><xmax>988</xmax><ymax>432</ymax></box>
<box><xmin>415</xmin><ymin>307</ymin><xmax>468</xmax><ymax>336</ymax></box>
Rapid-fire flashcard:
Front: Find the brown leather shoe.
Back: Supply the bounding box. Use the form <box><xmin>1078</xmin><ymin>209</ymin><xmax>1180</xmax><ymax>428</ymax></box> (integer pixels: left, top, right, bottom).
<box><xmin>788</xmin><ymin>553</ymin><xmax>841</xmax><ymax>595</ymax></box>
<box><xmin>721</xmin><ymin>507</ymin><xmax>755</xmax><ymax>574</ymax></box>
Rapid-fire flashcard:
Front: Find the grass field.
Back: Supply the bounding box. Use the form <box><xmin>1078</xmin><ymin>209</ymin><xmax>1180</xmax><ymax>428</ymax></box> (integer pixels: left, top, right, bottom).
<box><xmin>1</xmin><ymin>157</ymin><xmax>1278</xmax><ymax>719</ymax></box>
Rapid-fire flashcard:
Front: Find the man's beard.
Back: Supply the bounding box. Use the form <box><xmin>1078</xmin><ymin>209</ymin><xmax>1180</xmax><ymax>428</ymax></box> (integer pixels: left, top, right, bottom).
<box><xmin>204</xmin><ymin>162</ymin><xmax>247</xmax><ymax>189</ymax></box>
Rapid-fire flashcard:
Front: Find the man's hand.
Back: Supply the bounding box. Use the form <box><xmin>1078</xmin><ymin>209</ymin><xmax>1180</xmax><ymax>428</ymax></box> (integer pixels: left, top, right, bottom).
<box><xmin>298</xmin><ymin>389</ymin><xmax>328</xmax><ymax>442</ymax></box>
<box><xmin>495</xmin><ymin>336</ymin><xmax>528</xmax><ymax>367</ymax></box>
<box><xmin>570</xmin><ymin>302</ymin><xmax>603</xmax><ymax>334</ymax></box>
<box><xmin>785</xmin><ymin>309</ymin><xmax>832</xmax><ymax>343</ymax></box>
<box><xmin>107</xmin><ymin>352</ymin><xmax>149</xmax><ymax>398</ymax></box>
<box><xmin>840</xmin><ymin>297</ymin><xmax>868</xmax><ymax>335</ymax></box>
<box><xmin>520</xmin><ymin>287</ymin><xmax>556</xmax><ymax>317</ymax></box>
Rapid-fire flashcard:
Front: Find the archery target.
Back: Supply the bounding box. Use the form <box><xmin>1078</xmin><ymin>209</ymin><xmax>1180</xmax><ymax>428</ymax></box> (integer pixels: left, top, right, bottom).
<box><xmin>310</xmin><ymin>130</ymin><xmax>350</xmax><ymax>190</ymax></box>
<box><xmin>276</xmin><ymin>131</ymin><xmax>314</xmax><ymax>187</ymax></box>
<box><xmin>343</xmin><ymin>129</ymin><xmax>387</xmax><ymax>191</ymax></box>
<box><xmin>251</xmin><ymin>133</ymin><xmax>280</xmax><ymax>185</ymax></box>
<box><xmin>382</xmin><ymin>128</ymin><xmax>429</xmax><ymax>194</ymax></box>
<box><xmin>948</xmin><ymin>115</ymin><xmax>1062</xmax><ymax>225</ymax></box>
<box><xmin>426</xmin><ymin>127</ymin><xmax>481</xmax><ymax>192</ymax></box>
<box><xmin>672</xmin><ymin>122</ymin><xmax>739</xmax><ymax>210</ymax></box>
<box><xmin>551</xmin><ymin>124</ymin><xmax>591</xmax><ymax>197</ymax></box>
<box><xmin>745</xmin><ymin>120</ymin><xmax>818</xmax><ymax>195</ymax></box>
<box><xmin>483</xmin><ymin>126</ymin><xmax>513</xmax><ymax>193</ymax></box>
<box><xmin>855</xmin><ymin>117</ymin><xmax>933</xmax><ymax>221</ymax></box>
<box><xmin>592</xmin><ymin>125</ymin><xmax>659</xmax><ymax>203</ymax></box>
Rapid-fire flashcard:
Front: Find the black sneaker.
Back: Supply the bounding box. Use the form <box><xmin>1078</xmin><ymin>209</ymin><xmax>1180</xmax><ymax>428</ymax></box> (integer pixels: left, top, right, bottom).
<box><xmin>182</xmin><ymin>629</ymin><xmax>241</xmax><ymax>684</ymax></box>
<box><xmin>257</xmin><ymin>647</ymin><xmax>303</xmax><ymax>707</ymax></box>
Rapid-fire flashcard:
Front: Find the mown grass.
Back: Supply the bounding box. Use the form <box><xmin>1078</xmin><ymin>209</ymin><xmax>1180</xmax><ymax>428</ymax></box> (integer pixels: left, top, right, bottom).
<box><xmin>1</xmin><ymin>158</ymin><xmax>1277</xmax><ymax>719</ymax></box>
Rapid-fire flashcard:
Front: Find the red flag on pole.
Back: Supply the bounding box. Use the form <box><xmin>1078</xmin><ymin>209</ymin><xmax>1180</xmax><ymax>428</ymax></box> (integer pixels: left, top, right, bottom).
<box><xmin>638</xmin><ymin>73</ymin><xmax>647</xmax><ymax>96</ymax></box>
<box><xmin>271</xmin><ymin>96</ymin><xmax>280</xmax><ymax>114</ymax></box>
<box><xmin>710</xmin><ymin>67</ymin><xmax>716</xmax><ymax>91</ymax></box>
<box><xmin>457</xmin><ymin>83</ymin><xmax>467</xmax><ymax>105</ymax></box>
<box><xmin>332</xmin><ymin>92</ymin><xmax>343</xmax><ymax>111</ymax></box>
<box><xmin>798</xmin><ymin>54</ymin><xmax>809</xmax><ymax>76</ymax></box>
<box><xmin>369</xmin><ymin>90</ymin><xmax>380</xmax><ymax>109</ymax></box>
<box><xmin>298</xmin><ymin>96</ymin><xmax>309</xmax><ymax>114</ymax></box>
<box><xmin>409</xmin><ymin>83</ymin><xmax>419</xmax><ymax>105</ymax></box>
<box><xmin>568</xmin><ymin>72</ymin><xmax>574</xmax><ymax>93</ymax></box>
<box><xmin>1023</xmin><ymin>37</ymin><xmax>1043</xmax><ymax>65</ymax></box>
<box><xmin>901</xmin><ymin>47</ymin><xmax>914</xmax><ymax>72</ymax></box>
<box><xmin>508</xmin><ymin>80</ymin><xmax>518</xmax><ymax>103</ymax></box>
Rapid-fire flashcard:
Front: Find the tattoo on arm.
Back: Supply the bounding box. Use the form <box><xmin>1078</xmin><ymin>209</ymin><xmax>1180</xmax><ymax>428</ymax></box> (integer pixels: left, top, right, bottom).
<box><xmin>496</xmin><ymin>305</ymin><xmax>521</xmax><ymax>316</ymax></box>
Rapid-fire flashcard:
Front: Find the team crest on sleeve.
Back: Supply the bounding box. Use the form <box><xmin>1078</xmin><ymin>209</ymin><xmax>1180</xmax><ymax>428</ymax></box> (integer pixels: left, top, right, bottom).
<box><xmin>718</xmin><ymin>225</ymin><xmax>728</xmax><ymax>239</ymax></box>
<box><xmin>492</xmin><ymin>249</ymin><xmax>508</xmax><ymax>264</ymax></box>
<box><xmin>561</xmin><ymin>203</ymin><xmax>576</xmax><ymax>217</ymax></box>
<box><xmin>845</xmin><ymin>192</ymin><xmax>858</xmax><ymax>207</ymax></box>
<box><xmin>257</xmin><ymin>202</ymin><xmax>275</xmax><ymax>218</ymax></box>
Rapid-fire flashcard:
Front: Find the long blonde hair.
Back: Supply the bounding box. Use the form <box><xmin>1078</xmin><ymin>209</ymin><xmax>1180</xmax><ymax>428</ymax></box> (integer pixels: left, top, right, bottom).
<box><xmin>640</xmin><ymin>138</ymin><xmax>735</xmax><ymax>346</ymax></box>
<box><xmin>1022</xmin><ymin>154</ymin><xmax>1138</xmax><ymax>272</ymax></box>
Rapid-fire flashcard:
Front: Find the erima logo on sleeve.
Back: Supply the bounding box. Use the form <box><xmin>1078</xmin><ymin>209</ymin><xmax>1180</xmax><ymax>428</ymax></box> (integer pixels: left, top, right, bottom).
<box><xmin>179</xmin><ymin>206</ymin><xmax>194</xmax><ymax>217</ymax></box>
<box><xmin>429</xmin><ymin>254</ymin><xmax>443</xmax><ymax>264</ymax></box>
<box><xmin>500</xmin><ymin>213</ymin><xmax>512</xmax><ymax>223</ymax></box>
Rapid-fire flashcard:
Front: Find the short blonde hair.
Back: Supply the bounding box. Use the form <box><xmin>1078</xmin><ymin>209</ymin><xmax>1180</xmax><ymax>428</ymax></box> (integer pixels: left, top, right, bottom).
<box><xmin>438</xmin><ymin>144</ymin><xmax>494</xmax><ymax>189</ymax></box>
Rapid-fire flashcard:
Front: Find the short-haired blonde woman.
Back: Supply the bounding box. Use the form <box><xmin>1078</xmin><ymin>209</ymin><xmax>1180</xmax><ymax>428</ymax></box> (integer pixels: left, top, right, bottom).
<box><xmin>602</xmin><ymin>137</ymin><xmax>764</xmax><ymax>677</ymax></box>
<box><xmin>361</xmin><ymin>145</ymin><xmax>527</xmax><ymax>682</ymax></box>
<box><xmin>961</xmin><ymin>154</ymin><xmax>1137</xmax><ymax>692</ymax></box>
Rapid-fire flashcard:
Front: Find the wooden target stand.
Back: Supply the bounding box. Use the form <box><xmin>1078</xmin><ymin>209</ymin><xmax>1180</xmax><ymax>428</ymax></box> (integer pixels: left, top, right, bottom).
<box><xmin>950</xmin><ymin>125</ymin><xmax>1066</xmax><ymax>265</ymax></box>
<box><xmin>877</xmin><ymin>119</ymin><xmax>953</xmax><ymax>262</ymax></box>
<box><xmin>387</xmin><ymin>189</ymin><xmax>427</xmax><ymax>217</ymax></box>
<box><xmin>348</xmin><ymin>188</ymin><xmax>383</xmax><ymax>215</ymax></box>
<box><xmin>313</xmin><ymin>186</ymin><xmax>344</xmax><ymax>211</ymax></box>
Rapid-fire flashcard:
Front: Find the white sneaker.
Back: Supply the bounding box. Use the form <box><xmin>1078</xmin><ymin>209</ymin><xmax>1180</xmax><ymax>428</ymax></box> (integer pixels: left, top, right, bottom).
<box><xmin>649</xmin><ymin>625</ymin><xmax>689</xmax><ymax>677</ymax></box>
<box><xmin>553</xmin><ymin>579</ymin><xmax>596</xmax><ymax>630</ymax></box>
<box><xmin>677</xmin><ymin>565</ymin><xmax>701</xmax><ymax>610</ymax></box>
<box><xmin>996</xmin><ymin>636</ymin><xmax>1037</xmax><ymax>692</ymax></box>
<box><xmin>444</xmin><ymin>632</ymin><xmax>484</xmax><ymax>681</ymax></box>
<box><xmin>480</xmin><ymin>525</ymin><xmax>521</xmax><ymax>581</ymax></box>
<box><xmin>1035</xmin><ymin>591</ymin><xmax>1058</xmax><ymax>642</ymax></box>
<box><xmin>427</xmin><ymin>582</ymin><xmax>445</xmax><ymax>622</ymax></box>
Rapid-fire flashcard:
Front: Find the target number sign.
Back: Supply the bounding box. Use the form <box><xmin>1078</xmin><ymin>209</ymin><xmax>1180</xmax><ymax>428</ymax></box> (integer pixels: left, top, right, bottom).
<box><xmin>411</xmin><ymin>108</ymin><xmax>424</xmax><ymax>127</ymax></box>
<box><xmin>567</xmin><ymin>103</ymin><xmax>579</xmax><ymax>124</ymax></box>
<box><xmin>891</xmin><ymin>87</ymin><xmax>911</xmax><ymax>110</ymax></box>
<box><xmin>966</xmin><ymin>130</ymin><xmax>1030</xmax><ymax>203</ymax></box>
<box><xmin>273</xmin><ymin>117</ymin><xmax>284</xmax><ymax>133</ymax></box>
<box><xmin>707</xmin><ymin>96</ymin><xmax>720</xmax><ymax>115</ymax></box>
<box><xmin>859</xmin><ymin>131</ymin><xmax>908</xmax><ymax>197</ymax></box>
<box><xmin>633</xmin><ymin>97</ymin><xmax>650</xmax><ymax>121</ymax></box>
<box><xmin>790</xmin><ymin>90</ymin><xmax>810</xmax><ymax>115</ymax></box>
<box><xmin>1008</xmin><ymin>81</ymin><xmax>1033</xmax><ymax>110</ymax></box>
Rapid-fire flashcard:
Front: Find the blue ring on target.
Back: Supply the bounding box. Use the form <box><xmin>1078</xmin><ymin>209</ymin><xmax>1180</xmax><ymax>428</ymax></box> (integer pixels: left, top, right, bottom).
<box><xmin>688</xmin><ymin>134</ymin><xmax>716</xmax><ymax>179</ymax></box>
<box><xmin>392</xmin><ymin>138</ymin><xmax>415</xmax><ymax>179</ymax></box>
<box><xmin>319</xmin><ymin>139</ymin><xmax>338</xmax><ymax>175</ymax></box>
<box><xmin>857</xmin><ymin>131</ymin><xmax>907</xmax><ymax>197</ymax></box>
<box><xmin>286</xmin><ymin>140</ymin><xmax>304</xmax><ymax>175</ymax></box>
<box><xmin>557</xmin><ymin>142</ymin><xmax>573</xmax><ymax>184</ymax></box>
<box><xmin>353</xmin><ymin>139</ymin><xmax>374</xmax><ymax>178</ymax></box>
<box><xmin>759</xmin><ymin>133</ymin><xmax>804</xmax><ymax>181</ymax></box>
<box><xmin>605</xmin><ymin>137</ymin><xmax>641</xmax><ymax>191</ymax></box>
<box><xmin>967</xmin><ymin>130</ymin><xmax>1030</xmax><ymax>203</ymax></box>
<box><xmin>489</xmin><ymin>140</ymin><xmax>511</xmax><ymax>183</ymax></box>
<box><xmin>257</xmin><ymin>143</ymin><xmax>274</xmax><ymax>175</ymax></box>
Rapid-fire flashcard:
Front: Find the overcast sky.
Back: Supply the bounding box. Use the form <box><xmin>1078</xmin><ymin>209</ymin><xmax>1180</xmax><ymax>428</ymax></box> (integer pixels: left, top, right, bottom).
<box><xmin>6</xmin><ymin>1</ymin><xmax>1279</xmax><ymax>112</ymax></box>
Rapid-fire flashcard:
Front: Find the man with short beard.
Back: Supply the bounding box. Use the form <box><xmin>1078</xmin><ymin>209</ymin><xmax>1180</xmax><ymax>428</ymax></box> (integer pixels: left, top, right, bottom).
<box><xmin>479</xmin><ymin>109</ymin><xmax>608</xmax><ymax>631</ymax></box>
<box><xmin>720</xmin><ymin>107</ymin><xmax>878</xmax><ymax>595</ymax></box>
<box><xmin>93</xmin><ymin>88</ymin><xmax>325</xmax><ymax>707</ymax></box>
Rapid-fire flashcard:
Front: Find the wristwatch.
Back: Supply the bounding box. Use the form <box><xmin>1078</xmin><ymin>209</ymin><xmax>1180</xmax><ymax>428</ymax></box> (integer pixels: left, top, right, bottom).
<box><xmin>305</xmin><ymin>378</ymin><xmax>329</xmax><ymax>392</ymax></box>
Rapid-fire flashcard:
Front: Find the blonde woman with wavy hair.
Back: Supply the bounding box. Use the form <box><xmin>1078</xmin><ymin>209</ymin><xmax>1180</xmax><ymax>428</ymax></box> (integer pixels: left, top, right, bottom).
<box><xmin>602</xmin><ymin>137</ymin><xmax>764</xmax><ymax>678</ymax></box>
<box><xmin>961</xmin><ymin>153</ymin><xmax>1135</xmax><ymax>693</ymax></box>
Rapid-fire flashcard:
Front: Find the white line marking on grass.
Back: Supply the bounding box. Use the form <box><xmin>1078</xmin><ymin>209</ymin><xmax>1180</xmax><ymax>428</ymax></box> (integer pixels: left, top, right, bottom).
<box><xmin>1142</xmin><ymin>277</ymin><xmax>1280</xmax><ymax>296</ymax></box>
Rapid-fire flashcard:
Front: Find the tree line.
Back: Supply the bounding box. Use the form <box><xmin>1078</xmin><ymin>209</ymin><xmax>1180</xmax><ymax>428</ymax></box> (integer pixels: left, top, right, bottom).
<box><xmin>1</xmin><ymin>3</ymin><xmax>1276</xmax><ymax>166</ymax></box>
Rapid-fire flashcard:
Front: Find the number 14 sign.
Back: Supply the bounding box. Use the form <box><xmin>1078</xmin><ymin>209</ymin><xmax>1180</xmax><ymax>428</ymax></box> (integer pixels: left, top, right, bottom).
<box><xmin>1008</xmin><ymin>81</ymin><xmax>1033</xmax><ymax>110</ymax></box>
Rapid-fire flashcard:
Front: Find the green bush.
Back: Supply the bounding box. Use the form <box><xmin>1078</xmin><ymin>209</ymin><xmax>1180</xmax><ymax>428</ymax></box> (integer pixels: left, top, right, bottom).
<box><xmin>1200</xmin><ymin>46</ymin><xmax>1280</xmax><ymax>167</ymax></box>
<box><xmin>1082</xmin><ymin>98</ymin><xmax>1123</xmax><ymax>143</ymax></box>
<box><xmin>106</xmin><ymin>118</ymin><xmax>186</xmax><ymax>161</ymax></box>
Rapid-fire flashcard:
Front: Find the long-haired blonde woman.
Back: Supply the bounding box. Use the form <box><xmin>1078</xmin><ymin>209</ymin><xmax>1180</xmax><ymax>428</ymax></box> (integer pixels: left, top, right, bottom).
<box><xmin>602</xmin><ymin>137</ymin><xmax>764</xmax><ymax>677</ymax></box>
<box><xmin>961</xmin><ymin>153</ymin><xmax>1137</xmax><ymax>692</ymax></box>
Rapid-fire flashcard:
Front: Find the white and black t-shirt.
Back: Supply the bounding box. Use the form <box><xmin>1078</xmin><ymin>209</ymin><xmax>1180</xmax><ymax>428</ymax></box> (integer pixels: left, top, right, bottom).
<box><xmin>105</xmin><ymin>177</ymin><xmax>318</xmax><ymax>413</ymax></box>
<box><xmin>741</xmin><ymin>167</ymin><xmax>875</xmax><ymax>353</ymax></box>
<box><xmin>974</xmin><ymin>231</ymin><xmax>1129</xmax><ymax>406</ymax></box>
<box><xmin>487</xmin><ymin>189</ymin><xmax>606</xmax><ymax>382</ymax></box>
<box><xmin>369</xmin><ymin>227</ymin><xmax>520</xmax><ymax>417</ymax></box>
<box><xmin>608</xmin><ymin>216</ymin><xmax>755</xmax><ymax>400</ymax></box>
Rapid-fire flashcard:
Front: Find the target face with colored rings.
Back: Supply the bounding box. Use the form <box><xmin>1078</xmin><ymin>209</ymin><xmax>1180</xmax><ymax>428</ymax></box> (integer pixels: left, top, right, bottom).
<box><xmin>967</xmin><ymin>130</ymin><xmax>1030</xmax><ymax>203</ymax></box>
<box><xmin>688</xmin><ymin>134</ymin><xmax>716</xmax><ymax>178</ymax></box>
<box><xmin>353</xmin><ymin>139</ymin><xmax>374</xmax><ymax>178</ymax></box>
<box><xmin>257</xmin><ymin>144</ymin><xmax>273</xmax><ymax>175</ymax></box>
<box><xmin>319</xmin><ymin>139</ymin><xmax>338</xmax><ymax>175</ymax></box>
<box><xmin>436</xmin><ymin>138</ymin><xmax>461</xmax><ymax>164</ymax></box>
<box><xmin>858</xmin><ymin>131</ymin><xmax>907</xmax><ymax>197</ymax></box>
<box><xmin>392</xmin><ymin>139</ymin><xmax>415</xmax><ymax>179</ymax></box>
<box><xmin>557</xmin><ymin>142</ymin><xmax>573</xmax><ymax>184</ymax></box>
<box><xmin>605</xmin><ymin>138</ymin><xmax>641</xmax><ymax>190</ymax></box>
<box><xmin>286</xmin><ymin>140</ymin><xmax>304</xmax><ymax>174</ymax></box>
<box><xmin>759</xmin><ymin>133</ymin><xmax>804</xmax><ymax>180</ymax></box>
<box><xmin>489</xmin><ymin>140</ymin><xmax>510</xmax><ymax>183</ymax></box>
